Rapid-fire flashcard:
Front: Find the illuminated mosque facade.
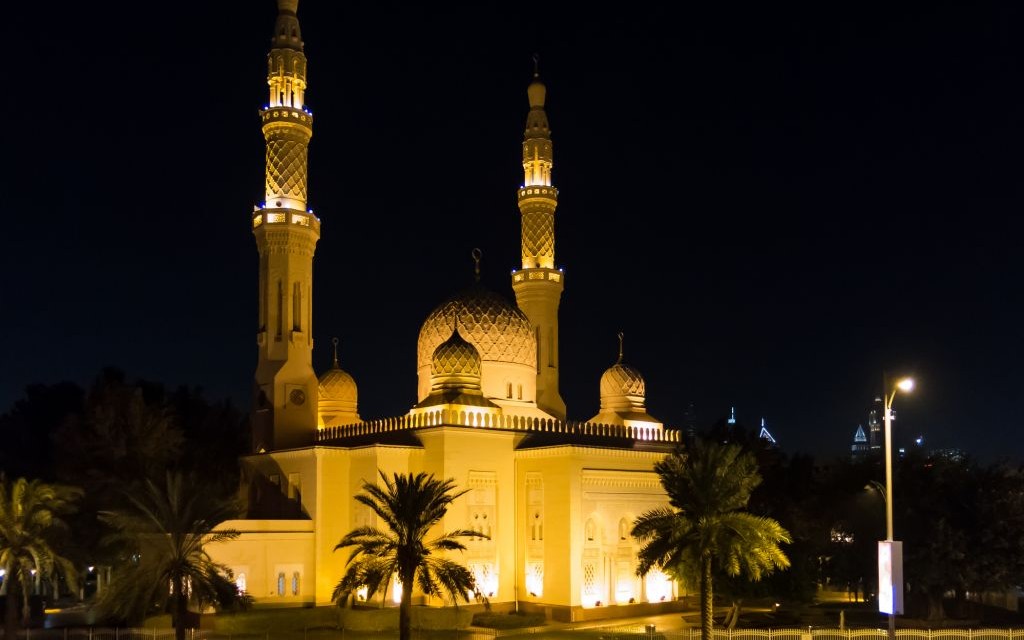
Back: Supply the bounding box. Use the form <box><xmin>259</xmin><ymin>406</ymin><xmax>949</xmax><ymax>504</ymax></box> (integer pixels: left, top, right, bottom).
<box><xmin>209</xmin><ymin>0</ymin><xmax>683</xmax><ymax>621</ymax></box>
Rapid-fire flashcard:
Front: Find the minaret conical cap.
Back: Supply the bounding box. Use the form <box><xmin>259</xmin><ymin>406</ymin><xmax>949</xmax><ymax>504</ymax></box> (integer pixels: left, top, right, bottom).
<box><xmin>527</xmin><ymin>77</ymin><xmax>546</xmax><ymax>108</ymax></box>
<box><xmin>278</xmin><ymin>0</ymin><xmax>299</xmax><ymax>12</ymax></box>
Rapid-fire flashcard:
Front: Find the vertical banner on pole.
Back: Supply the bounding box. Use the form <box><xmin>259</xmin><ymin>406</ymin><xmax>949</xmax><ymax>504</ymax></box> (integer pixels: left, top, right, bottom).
<box><xmin>878</xmin><ymin>540</ymin><xmax>904</xmax><ymax>614</ymax></box>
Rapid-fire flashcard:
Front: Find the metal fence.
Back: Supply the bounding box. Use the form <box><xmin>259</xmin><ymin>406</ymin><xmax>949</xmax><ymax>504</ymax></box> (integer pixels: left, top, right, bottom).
<box><xmin>3</xmin><ymin>629</ymin><xmax>1024</xmax><ymax>640</ymax></box>
<box><xmin>681</xmin><ymin>631</ymin><xmax>1024</xmax><ymax>640</ymax></box>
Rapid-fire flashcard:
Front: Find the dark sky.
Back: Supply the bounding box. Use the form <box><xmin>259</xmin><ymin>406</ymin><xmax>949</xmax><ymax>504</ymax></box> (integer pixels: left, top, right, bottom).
<box><xmin>3</xmin><ymin>1</ymin><xmax>1023</xmax><ymax>463</ymax></box>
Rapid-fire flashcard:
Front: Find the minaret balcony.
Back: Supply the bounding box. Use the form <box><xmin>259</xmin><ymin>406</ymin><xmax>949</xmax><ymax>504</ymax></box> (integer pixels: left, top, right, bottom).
<box><xmin>252</xmin><ymin>207</ymin><xmax>321</xmax><ymax>234</ymax></box>
<box><xmin>512</xmin><ymin>267</ymin><xmax>564</xmax><ymax>286</ymax></box>
<box><xmin>259</xmin><ymin>106</ymin><xmax>313</xmax><ymax>131</ymax></box>
<box><xmin>517</xmin><ymin>186</ymin><xmax>558</xmax><ymax>201</ymax></box>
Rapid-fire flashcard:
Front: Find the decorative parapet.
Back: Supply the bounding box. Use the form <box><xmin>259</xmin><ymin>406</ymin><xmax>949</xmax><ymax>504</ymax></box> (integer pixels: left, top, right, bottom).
<box><xmin>517</xmin><ymin>185</ymin><xmax>558</xmax><ymax>200</ymax></box>
<box><xmin>315</xmin><ymin>410</ymin><xmax>680</xmax><ymax>444</ymax></box>
<box><xmin>260</xmin><ymin>106</ymin><xmax>314</xmax><ymax>130</ymax></box>
<box><xmin>511</xmin><ymin>268</ymin><xmax>562</xmax><ymax>284</ymax></box>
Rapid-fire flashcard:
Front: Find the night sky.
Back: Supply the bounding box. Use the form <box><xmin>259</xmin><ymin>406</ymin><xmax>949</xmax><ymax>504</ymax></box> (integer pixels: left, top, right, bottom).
<box><xmin>4</xmin><ymin>1</ymin><xmax>1023</xmax><ymax>463</ymax></box>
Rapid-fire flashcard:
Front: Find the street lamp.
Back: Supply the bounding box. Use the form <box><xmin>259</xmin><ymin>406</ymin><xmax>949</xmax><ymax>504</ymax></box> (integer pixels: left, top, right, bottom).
<box><xmin>880</xmin><ymin>374</ymin><xmax>913</xmax><ymax>640</ymax></box>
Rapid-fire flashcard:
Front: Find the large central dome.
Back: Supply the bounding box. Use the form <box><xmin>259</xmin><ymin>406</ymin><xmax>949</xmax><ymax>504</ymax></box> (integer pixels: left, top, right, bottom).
<box><xmin>418</xmin><ymin>284</ymin><xmax>536</xmax><ymax>369</ymax></box>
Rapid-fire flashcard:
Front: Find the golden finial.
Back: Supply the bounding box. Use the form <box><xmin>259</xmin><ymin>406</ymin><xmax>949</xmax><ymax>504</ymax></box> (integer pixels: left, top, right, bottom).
<box><xmin>331</xmin><ymin>337</ymin><xmax>340</xmax><ymax>368</ymax></box>
<box><xmin>617</xmin><ymin>332</ymin><xmax>624</xmax><ymax>364</ymax></box>
<box><xmin>527</xmin><ymin>58</ymin><xmax>547</xmax><ymax>108</ymax></box>
<box><xmin>472</xmin><ymin>248</ymin><xmax>482</xmax><ymax>283</ymax></box>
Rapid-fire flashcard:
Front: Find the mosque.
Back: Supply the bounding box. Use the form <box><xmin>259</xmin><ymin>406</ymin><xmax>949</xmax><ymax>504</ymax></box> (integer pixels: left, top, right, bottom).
<box><xmin>208</xmin><ymin>0</ymin><xmax>684</xmax><ymax>621</ymax></box>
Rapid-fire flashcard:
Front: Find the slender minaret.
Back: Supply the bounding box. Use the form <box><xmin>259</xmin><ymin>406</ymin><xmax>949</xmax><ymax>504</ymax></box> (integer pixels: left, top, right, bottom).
<box><xmin>511</xmin><ymin>58</ymin><xmax>566</xmax><ymax>420</ymax></box>
<box><xmin>251</xmin><ymin>0</ymin><xmax>320</xmax><ymax>451</ymax></box>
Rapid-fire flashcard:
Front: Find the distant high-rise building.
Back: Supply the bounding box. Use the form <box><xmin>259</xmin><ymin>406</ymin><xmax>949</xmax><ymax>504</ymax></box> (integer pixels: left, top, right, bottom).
<box><xmin>682</xmin><ymin>401</ymin><xmax>698</xmax><ymax>446</ymax></box>
<box><xmin>853</xmin><ymin>394</ymin><xmax>898</xmax><ymax>457</ymax></box>
<box><xmin>758</xmin><ymin>417</ymin><xmax>778</xmax><ymax>447</ymax></box>
<box><xmin>851</xmin><ymin>424</ymin><xmax>869</xmax><ymax>459</ymax></box>
<box><xmin>867</xmin><ymin>396</ymin><xmax>884</xmax><ymax>451</ymax></box>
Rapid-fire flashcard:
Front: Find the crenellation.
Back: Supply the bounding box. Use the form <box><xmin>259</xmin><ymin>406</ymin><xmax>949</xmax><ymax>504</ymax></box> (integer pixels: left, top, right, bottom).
<box><xmin>313</xmin><ymin>409</ymin><xmax>680</xmax><ymax>444</ymax></box>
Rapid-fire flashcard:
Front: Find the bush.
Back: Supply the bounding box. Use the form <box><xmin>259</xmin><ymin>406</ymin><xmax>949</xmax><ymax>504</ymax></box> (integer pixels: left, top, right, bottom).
<box><xmin>471</xmin><ymin>611</ymin><xmax>546</xmax><ymax>629</ymax></box>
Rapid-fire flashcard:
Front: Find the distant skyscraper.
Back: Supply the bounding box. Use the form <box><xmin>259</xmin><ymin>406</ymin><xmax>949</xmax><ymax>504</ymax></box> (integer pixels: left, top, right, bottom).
<box><xmin>867</xmin><ymin>396</ymin><xmax>884</xmax><ymax>451</ymax></box>
<box><xmin>682</xmin><ymin>401</ymin><xmax>698</xmax><ymax>446</ymax></box>
<box><xmin>855</xmin><ymin>394</ymin><xmax>897</xmax><ymax>456</ymax></box>
<box><xmin>758</xmin><ymin>417</ymin><xmax>778</xmax><ymax>447</ymax></box>
<box><xmin>851</xmin><ymin>424</ymin><xmax>869</xmax><ymax>459</ymax></box>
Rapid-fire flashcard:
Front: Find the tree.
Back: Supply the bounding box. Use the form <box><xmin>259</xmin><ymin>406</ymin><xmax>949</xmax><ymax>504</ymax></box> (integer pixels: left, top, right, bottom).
<box><xmin>0</xmin><ymin>382</ymin><xmax>83</xmax><ymax>482</ymax></box>
<box><xmin>0</xmin><ymin>476</ymin><xmax>81</xmax><ymax>639</ymax></box>
<box><xmin>96</xmin><ymin>471</ymin><xmax>249</xmax><ymax>640</ymax></box>
<box><xmin>332</xmin><ymin>471</ymin><xmax>479</xmax><ymax>640</ymax></box>
<box><xmin>896</xmin><ymin>451</ymin><xmax>1024</xmax><ymax>621</ymax></box>
<box><xmin>51</xmin><ymin>369</ymin><xmax>248</xmax><ymax>596</ymax></box>
<box><xmin>632</xmin><ymin>442</ymin><xmax>791</xmax><ymax>640</ymax></box>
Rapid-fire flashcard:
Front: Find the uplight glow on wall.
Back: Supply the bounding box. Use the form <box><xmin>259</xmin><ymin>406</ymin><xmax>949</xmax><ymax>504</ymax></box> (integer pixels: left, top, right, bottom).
<box><xmin>525</xmin><ymin>568</ymin><xmax>543</xmax><ymax>598</ymax></box>
<box><xmin>645</xmin><ymin>569</ymin><xmax>673</xmax><ymax>603</ymax></box>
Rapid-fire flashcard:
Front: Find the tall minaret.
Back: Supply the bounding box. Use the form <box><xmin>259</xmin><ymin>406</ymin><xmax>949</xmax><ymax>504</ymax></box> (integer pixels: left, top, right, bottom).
<box><xmin>251</xmin><ymin>0</ymin><xmax>320</xmax><ymax>451</ymax></box>
<box><xmin>512</xmin><ymin>61</ymin><xmax>566</xmax><ymax>420</ymax></box>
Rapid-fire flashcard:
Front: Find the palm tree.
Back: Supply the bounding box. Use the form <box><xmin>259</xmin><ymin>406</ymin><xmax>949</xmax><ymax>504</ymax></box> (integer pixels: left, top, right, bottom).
<box><xmin>632</xmin><ymin>441</ymin><xmax>791</xmax><ymax>640</ymax></box>
<box><xmin>333</xmin><ymin>471</ymin><xmax>479</xmax><ymax>640</ymax></box>
<box><xmin>0</xmin><ymin>476</ymin><xmax>81</xmax><ymax>640</ymax></box>
<box><xmin>96</xmin><ymin>471</ymin><xmax>249</xmax><ymax>640</ymax></box>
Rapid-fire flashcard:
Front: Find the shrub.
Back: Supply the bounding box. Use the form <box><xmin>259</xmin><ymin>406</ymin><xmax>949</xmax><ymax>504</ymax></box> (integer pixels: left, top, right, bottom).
<box><xmin>471</xmin><ymin>611</ymin><xmax>546</xmax><ymax>629</ymax></box>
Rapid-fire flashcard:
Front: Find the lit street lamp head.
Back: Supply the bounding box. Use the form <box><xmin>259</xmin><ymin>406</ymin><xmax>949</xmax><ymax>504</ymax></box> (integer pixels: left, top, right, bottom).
<box><xmin>896</xmin><ymin>378</ymin><xmax>914</xmax><ymax>393</ymax></box>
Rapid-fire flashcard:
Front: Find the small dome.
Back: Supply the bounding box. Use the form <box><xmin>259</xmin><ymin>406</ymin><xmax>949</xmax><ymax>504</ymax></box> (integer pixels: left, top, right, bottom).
<box><xmin>318</xmin><ymin>339</ymin><xmax>360</xmax><ymax>427</ymax></box>
<box><xmin>318</xmin><ymin>366</ymin><xmax>357</xmax><ymax>404</ymax></box>
<box><xmin>590</xmin><ymin>334</ymin><xmax>661</xmax><ymax>427</ymax></box>
<box><xmin>418</xmin><ymin>284</ymin><xmax>535</xmax><ymax>370</ymax></box>
<box><xmin>527</xmin><ymin>77</ymin><xmax>546</xmax><ymax>108</ymax></box>
<box><xmin>600</xmin><ymin>363</ymin><xmax>646</xmax><ymax>400</ymax></box>
<box><xmin>432</xmin><ymin>329</ymin><xmax>482</xmax><ymax>383</ymax></box>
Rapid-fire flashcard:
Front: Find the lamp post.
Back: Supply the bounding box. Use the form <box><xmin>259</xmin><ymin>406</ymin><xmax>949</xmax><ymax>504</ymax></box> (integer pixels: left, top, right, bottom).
<box><xmin>881</xmin><ymin>374</ymin><xmax>913</xmax><ymax>640</ymax></box>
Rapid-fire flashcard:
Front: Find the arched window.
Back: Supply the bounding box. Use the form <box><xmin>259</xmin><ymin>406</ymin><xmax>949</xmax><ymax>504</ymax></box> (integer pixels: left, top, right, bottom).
<box><xmin>235</xmin><ymin>572</ymin><xmax>247</xmax><ymax>593</ymax></box>
<box><xmin>276</xmin><ymin>280</ymin><xmax>283</xmax><ymax>337</ymax></box>
<box><xmin>277</xmin><ymin>572</ymin><xmax>285</xmax><ymax>596</ymax></box>
<box><xmin>291</xmin><ymin>571</ymin><xmax>300</xmax><ymax>596</ymax></box>
<box><xmin>585</xmin><ymin>518</ymin><xmax>596</xmax><ymax>542</ymax></box>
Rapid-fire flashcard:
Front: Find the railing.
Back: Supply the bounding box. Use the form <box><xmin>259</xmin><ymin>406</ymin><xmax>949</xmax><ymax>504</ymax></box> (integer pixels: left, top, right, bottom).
<box><xmin>4</xmin><ymin>629</ymin><xmax>1023</xmax><ymax>640</ymax></box>
<box><xmin>680</xmin><ymin>631</ymin><xmax>1024</xmax><ymax>640</ymax></box>
<box><xmin>585</xmin><ymin>631</ymin><xmax>1024</xmax><ymax>640</ymax></box>
<box><xmin>0</xmin><ymin>630</ymin><xmax>302</xmax><ymax>640</ymax></box>
<box><xmin>316</xmin><ymin>411</ymin><xmax>681</xmax><ymax>444</ymax></box>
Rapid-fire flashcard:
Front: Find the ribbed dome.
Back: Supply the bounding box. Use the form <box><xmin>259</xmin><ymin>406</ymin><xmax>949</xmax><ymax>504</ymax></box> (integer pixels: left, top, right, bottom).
<box><xmin>600</xmin><ymin>363</ymin><xmax>646</xmax><ymax>399</ymax></box>
<box><xmin>318</xmin><ymin>366</ymin><xmax>357</xmax><ymax>404</ymax></box>
<box><xmin>418</xmin><ymin>284</ymin><xmax>535</xmax><ymax>369</ymax></box>
<box><xmin>430</xmin><ymin>329</ymin><xmax>481</xmax><ymax>389</ymax></box>
<box><xmin>432</xmin><ymin>330</ymin><xmax>481</xmax><ymax>381</ymax></box>
<box><xmin>318</xmin><ymin>339</ymin><xmax>360</xmax><ymax>427</ymax></box>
